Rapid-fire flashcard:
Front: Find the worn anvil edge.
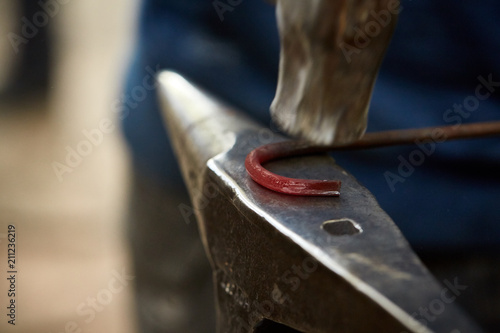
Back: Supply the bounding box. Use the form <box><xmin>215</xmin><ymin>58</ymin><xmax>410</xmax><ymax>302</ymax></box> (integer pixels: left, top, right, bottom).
<box><xmin>207</xmin><ymin>158</ymin><xmax>431</xmax><ymax>333</ymax></box>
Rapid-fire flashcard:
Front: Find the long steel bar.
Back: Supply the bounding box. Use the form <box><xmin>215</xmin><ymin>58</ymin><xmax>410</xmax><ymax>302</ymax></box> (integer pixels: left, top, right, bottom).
<box><xmin>245</xmin><ymin>121</ymin><xmax>500</xmax><ymax>196</ymax></box>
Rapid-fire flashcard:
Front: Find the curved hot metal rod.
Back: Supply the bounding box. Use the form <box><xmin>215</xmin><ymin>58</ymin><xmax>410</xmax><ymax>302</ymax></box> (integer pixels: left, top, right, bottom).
<box><xmin>246</xmin><ymin>121</ymin><xmax>500</xmax><ymax>196</ymax></box>
<box><xmin>245</xmin><ymin>141</ymin><xmax>342</xmax><ymax>196</ymax></box>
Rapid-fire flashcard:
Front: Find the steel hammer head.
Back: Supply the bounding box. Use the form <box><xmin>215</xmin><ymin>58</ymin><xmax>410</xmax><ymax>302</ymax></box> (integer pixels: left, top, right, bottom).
<box><xmin>271</xmin><ymin>0</ymin><xmax>399</xmax><ymax>145</ymax></box>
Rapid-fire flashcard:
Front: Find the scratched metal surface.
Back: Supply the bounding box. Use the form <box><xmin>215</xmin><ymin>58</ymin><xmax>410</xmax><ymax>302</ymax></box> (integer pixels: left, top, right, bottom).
<box><xmin>158</xmin><ymin>71</ymin><xmax>482</xmax><ymax>333</ymax></box>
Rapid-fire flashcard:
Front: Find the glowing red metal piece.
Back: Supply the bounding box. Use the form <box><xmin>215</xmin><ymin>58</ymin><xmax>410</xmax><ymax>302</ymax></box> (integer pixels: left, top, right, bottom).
<box><xmin>245</xmin><ymin>141</ymin><xmax>341</xmax><ymax>196</ymax></box>
<box><xmin>245</xmin><ymin>121</ymin><xmax>500</xmax><ymax>197</ymax></box>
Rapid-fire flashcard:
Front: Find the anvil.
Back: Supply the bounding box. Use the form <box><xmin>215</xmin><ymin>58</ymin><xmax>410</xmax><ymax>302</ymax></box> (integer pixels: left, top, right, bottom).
<box><xmin>157</xmin><ymin>71</ymin><xmax>482</xmax><ymax>333</ymax></box>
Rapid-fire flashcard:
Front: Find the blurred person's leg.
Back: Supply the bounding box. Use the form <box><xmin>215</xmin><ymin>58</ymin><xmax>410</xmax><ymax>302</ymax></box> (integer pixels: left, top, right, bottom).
<box><xmin>122</xmin><ymin>0</ymin><xmax>500</xmax><ymax>331</ymax></box>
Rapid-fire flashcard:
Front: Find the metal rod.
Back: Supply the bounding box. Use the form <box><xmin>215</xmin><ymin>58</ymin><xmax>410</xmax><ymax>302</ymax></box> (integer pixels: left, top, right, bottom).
<box><xmin>346</xmin><ymin>121</ymin><xmax>500</xmax><ymax>149</ymax></box>
<box><xmin>246</xmin><ymin>121</ymin><xmax>500</xmax><ymax>196</ymax></box>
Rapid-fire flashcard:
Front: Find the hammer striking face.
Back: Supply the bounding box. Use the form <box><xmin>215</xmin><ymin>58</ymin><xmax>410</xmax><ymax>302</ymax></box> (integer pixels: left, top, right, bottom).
<box><xmin>271</xmin><ymin>0</ymin><xmax>399</xmax><ymax>145</ymax></box>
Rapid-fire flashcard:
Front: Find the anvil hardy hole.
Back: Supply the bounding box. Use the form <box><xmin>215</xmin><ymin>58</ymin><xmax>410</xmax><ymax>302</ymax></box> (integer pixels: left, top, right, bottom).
<box><xmin>253</xmin><ymin>319</ymin><xmax>303</xmax><ymax>332</ymax></box>
<box><xmin>322</xmin><ymin>219</ymin><xmax>362</xmax><ymax>236</ymax></box>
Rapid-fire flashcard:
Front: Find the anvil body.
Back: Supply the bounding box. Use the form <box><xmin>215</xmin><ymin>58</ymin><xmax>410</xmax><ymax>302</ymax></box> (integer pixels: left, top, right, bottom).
<box><xmin>157</xmin><ymin>71</ymin><xmax>481</xmax><ymax>333</ymax></box>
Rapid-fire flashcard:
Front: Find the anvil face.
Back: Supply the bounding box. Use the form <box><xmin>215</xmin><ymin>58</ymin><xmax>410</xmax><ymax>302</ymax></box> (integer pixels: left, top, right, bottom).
<box><xmin>157</xmin><ymin>71</ymin><xmax>481</xmax><ymax>333</ymax></box>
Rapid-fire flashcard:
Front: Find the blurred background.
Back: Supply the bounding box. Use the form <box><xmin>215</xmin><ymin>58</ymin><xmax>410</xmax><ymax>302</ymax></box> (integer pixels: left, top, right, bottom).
<box><xmin>0</xmin><ymin>0</ymin><xmax>138</xmax><ymax>332</ymax></box>
<box><xmin>0</xmin><ymin>0</ymin><xmax>499</xmax><ymax>332</ymax></box>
